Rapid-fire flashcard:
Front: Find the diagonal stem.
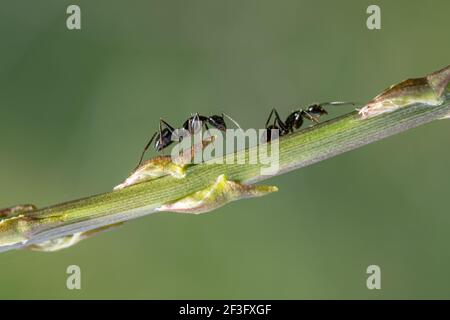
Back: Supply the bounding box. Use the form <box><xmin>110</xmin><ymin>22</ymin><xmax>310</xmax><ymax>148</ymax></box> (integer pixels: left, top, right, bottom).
<box><xmin>1</xmin><ymin>69</ymin><xmax>449</xmax><ymax>253</ymax></box>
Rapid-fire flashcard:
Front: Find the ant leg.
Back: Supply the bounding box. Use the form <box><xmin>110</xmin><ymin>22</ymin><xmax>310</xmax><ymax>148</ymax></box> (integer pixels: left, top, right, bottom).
<box><xmin>137</xmin><ymin>131</ymin><xmax>158</xmax><ymax>168</ymax></box>
<box><xmin>265</xmin><ymin>108</ymin><xmax>284</xmax><ymax>128</ymax></box>
<box><xmin>158</xmin><ymin>119</ymin><xmax>165</xmax><ymax>148</ymax></box>
<box><xmin>272</xmin><ymin>110</ymin><xmax>286</xmax><ymax>129</ymax></box>
<box><xmin>264</xmin><ymin>109</ymin><xmax>276</xmax><ymax>128</ymax></box>
<box><xmin>202</xmin><ymin>122</ymin><xmax>210</xmax><ymax>139</ymax></box>
<box><xmin>302</xmin><ymin>110</ymin><xmax>320</xmax><ymax>123</ymax></box>
<box><xmin>272</xmin><ymin>109</ymin><xmax>289</xmax><ymax>132</ymax></box>
<box><xmin>206</xmin><ymin>122</ymin><xmax>217</xmax><ymax>142</ymax></box>
<box><xmin>190</xmin><ymin>113</ymin><xmax>203</xmax><ymax>134</ymax></box>
<box><xmin>160</xmin><ymin>118</ymin><xmax>178</xmax><ymax>139</ymax></box>
<box><xmin>159</xmin><ymin>118</ymin><xmax>175</xmax><ymax>134</ymax></box>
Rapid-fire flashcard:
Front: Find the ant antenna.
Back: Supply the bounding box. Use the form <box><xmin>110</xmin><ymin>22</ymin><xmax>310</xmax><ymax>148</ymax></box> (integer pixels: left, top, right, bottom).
<box><xmin>222</xmin><ymin>113</ymin><xmax>241</xmax><ymax>129</ymax></box>
<box><xmin>319</xmin><ymin>101</ymin><xmax>355</xmax><ymax>107</ymax></box>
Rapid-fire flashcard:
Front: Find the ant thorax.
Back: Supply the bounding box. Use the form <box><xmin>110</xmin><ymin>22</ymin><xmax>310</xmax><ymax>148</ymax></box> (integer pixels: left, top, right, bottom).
<box><xmin>183</xmin><ymin>114</ymin><xmax>207</xmax><ymax>134</ymax></box>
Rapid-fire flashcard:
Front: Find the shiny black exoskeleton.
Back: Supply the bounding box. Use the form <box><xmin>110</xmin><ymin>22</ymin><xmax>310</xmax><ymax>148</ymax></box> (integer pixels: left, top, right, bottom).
<box><xmin>137</xmin><ymin>113</ymin><xmax>239</xmax><ymax>167</ymax></box>
<box><xmin>262</xmin><ymin>102</ymin><xmax>354</xmax><ymax>142</ymax></box>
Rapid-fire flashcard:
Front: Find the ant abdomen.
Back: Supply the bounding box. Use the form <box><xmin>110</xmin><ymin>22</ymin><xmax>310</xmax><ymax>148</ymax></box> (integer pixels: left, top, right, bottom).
<box><xmin>154</xmin><ymin>128</ymin><xmax>174</xmax><ymax>151</ymax></box>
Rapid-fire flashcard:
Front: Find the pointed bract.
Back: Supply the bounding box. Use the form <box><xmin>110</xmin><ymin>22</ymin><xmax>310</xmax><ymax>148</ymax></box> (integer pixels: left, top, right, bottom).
<box><xmin>359</xmin><ymin>65</ymin><xmax>449</xmax><ymax>119</ymax></box>
<box><xmin>157</xmin><ymin>174</ymin><xmax>278</xmax><ymax>214</ymax></box>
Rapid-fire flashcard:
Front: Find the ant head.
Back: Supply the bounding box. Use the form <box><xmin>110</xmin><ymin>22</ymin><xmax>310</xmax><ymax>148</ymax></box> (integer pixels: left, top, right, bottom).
<box><xmin>207</xmin><ymin>115</ymin><xmax>227</xmax><ymax>131</ymax></box>
<box><xmin>307</xmin><ymin>104</ymin><xmax>328</xmax><ymax>117</ymax></box>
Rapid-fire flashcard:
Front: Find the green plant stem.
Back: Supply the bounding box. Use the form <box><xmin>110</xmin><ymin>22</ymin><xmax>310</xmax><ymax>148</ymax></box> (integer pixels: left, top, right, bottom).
<box><xmin>1</xmin><ymin>76</ymin><xmax>449</xmax><ymax>253</ymax></box>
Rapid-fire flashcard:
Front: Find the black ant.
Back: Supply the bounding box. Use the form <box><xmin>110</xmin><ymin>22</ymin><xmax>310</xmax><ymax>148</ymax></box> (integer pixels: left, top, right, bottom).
<box><xmin>137</xmin><ymin>113</ymin><xmax>240</xmax><ymax>167</ymax></box>
<box><xmin>262</xmin><ymin>102</ymin><xmax>355</xmax><ymax>142</ymax></box>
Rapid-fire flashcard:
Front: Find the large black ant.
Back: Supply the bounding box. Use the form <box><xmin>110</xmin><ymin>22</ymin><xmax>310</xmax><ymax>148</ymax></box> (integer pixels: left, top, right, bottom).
<box><xmin>262</xmin><ymin>102</ymin><xmax>355</xmax><ymax>142</ymax></box>
<box><xmin>137</xmin><ymin>113</ymin><xmax>240</xmax><ymax>167</ymax></box>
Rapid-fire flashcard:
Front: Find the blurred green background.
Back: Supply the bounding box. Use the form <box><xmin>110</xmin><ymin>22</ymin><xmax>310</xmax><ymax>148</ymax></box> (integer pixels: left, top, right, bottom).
<box><xmin>0</xmin><ymin>0</ymin><xmax>449</xmax><ymax>299</ymax></box>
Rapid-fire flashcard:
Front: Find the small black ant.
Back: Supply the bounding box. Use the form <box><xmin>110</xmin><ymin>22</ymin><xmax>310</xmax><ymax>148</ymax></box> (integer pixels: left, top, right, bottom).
<box><xmin>137</xmin><ymin>113</ymin><xmax>240</xmax><ymax>167</ymax></box>
<box><xmin>262</xmin><ymin>102</ymin><xmax>355</xmax><ymax>142</ymax></box>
